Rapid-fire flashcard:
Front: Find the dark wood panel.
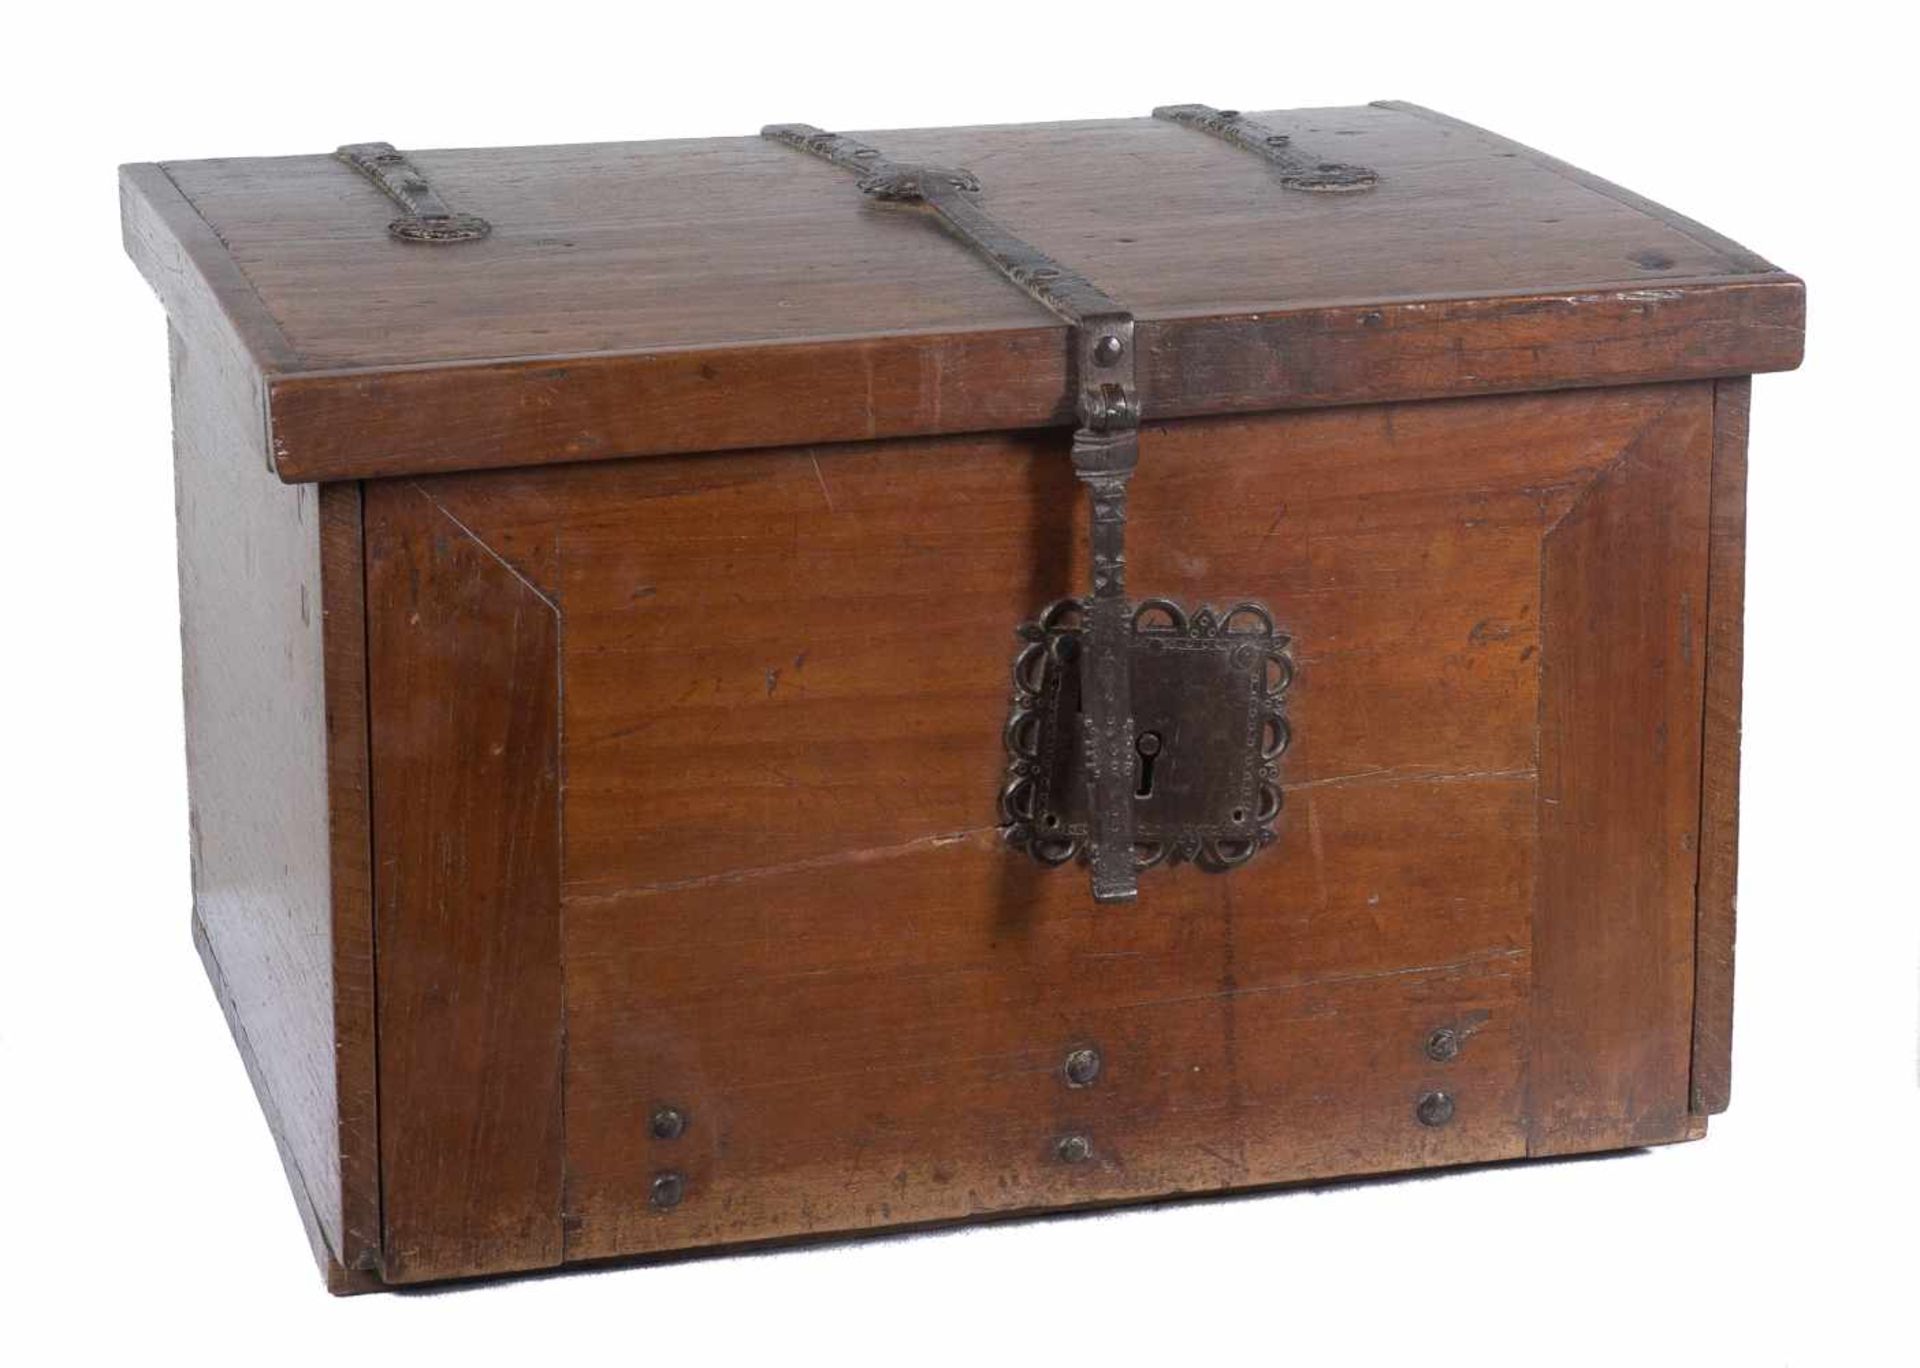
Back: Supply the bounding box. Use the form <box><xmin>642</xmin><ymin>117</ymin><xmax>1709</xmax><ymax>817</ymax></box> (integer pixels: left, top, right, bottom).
<box><xmin>170</xmin><ymin>320</ymin><xmax>375</xmax><ymax>1286</ymax></box>
<box><xmin>122</xmin><ymin>106</ymin><xmax>1802</xmax><ymax>482</ymax></box>
<box><xmin>565</xmin><ymin>949</ymin><xmax>1529</xmax><ymax>1262</ymax></box>
<box><xmin>417</xmin><ymin>386</ymin><xmax>1658</xmax><ymax>891</ymax></box>
<box><xmin>318</xmin><ymin>482</ymin><xmax>381</xmax><ymax>1268</ymax></box>
<box><xmin>154</xmin><ymin>106</ymin><xmax>1778</xmax><ymax>372</ymax></box>
<box><xmin>262</xmin><ymin>278</ymin><xmax>1801</xmax><ymax>482</ymax></box>
<box><xmin>561</xmin><ymin>785</ymin><xmax>1533</xmax><ymax>1260</ymax></box>
<box><xmin>365</xmin><ymin>482</ymin><xmax>565</xmax><ymax>1283</ymax></box>
<box><xmin>1528</xmin><ymin>387</ymin><xmax>1712</xmax><ymax>1155</ymax></box>
<box><xmin>394</xmin><ymin>385</ymin><xmax>1700</xmax><ymax>1269</ymax></box>
<box><xmin>1691</xmin><ymin>378</ymin><xmax>1751</xmax><ymax>1115</ymax></box>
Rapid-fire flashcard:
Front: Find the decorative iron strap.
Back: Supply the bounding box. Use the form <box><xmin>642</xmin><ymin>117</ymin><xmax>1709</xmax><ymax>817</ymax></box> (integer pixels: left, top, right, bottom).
<box><xmin>763</xmin><ymin>122</ymin><xmax>1142</xmax><ymax>903</ymax></box>
<box><xmin>1152</xmin><ymin>105</ymin><xmax>1378</xmax><ymax>192</ymax></box>
<box><xmin>335</xmin><ymin>142</ymin><xmax>492</xmax><ymax>243</ymax></box>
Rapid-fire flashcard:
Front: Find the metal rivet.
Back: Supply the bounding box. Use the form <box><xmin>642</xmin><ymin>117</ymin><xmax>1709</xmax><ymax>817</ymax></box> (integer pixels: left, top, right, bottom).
<box><xmin>1056</xmin><ymin>1133</ymin><xmax>1093</xmax><ymax>1164</ymax></box>
<box><xmin>650</xmin><ymin>1105</ymin><xmax>687</xmax><ymax>1140</ymax></box>
<box><xmin>650</xmin><ymin>1171</ymin><xmax>686</xmax><ymax>1210</ymax></box>
<box><xmin>1416</xmin><ymin>1091</ymin><xmax>1455</xmax><ymax>1127</ymax></box>
<box><xmin>1092</xmin><ymin>334</ymin><xmax>1124</xmax><ymax>366</ymax></box>
<box><xmin>1063</xmin><ymin>1046</ymin><xmax>1102</xmax><ymax>1088</ymax></box>
<box><xmin>1425</xmin><ymin>1027</ymin><xmax>1460</xmax><ymax>1063</ymax></box>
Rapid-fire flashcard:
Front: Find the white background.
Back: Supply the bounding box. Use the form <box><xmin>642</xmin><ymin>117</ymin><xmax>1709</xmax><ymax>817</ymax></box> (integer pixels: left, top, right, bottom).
<box><xmin>3</xmin><ymin>2</ymin><xmax>1914</xmax><ymax>1363</ymax></box>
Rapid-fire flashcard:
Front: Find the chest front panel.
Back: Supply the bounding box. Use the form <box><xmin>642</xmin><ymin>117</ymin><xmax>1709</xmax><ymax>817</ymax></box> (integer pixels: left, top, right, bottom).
<box><xmin>362</xmin><ymin>381</ymin><xmax>1712</xmax><ymax>1280</ymax></box>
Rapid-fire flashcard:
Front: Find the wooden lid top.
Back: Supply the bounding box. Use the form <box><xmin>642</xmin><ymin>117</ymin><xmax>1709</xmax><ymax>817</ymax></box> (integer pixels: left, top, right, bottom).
<box><xmin>122</xmin><ymin>102</ymin><xmax>1802</xmax><ymax>482</ymax></box>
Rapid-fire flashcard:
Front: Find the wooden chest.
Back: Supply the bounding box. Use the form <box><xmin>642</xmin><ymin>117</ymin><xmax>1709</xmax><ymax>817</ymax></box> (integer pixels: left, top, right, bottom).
<box><xmin>121</xmin><ymin>103</ymin><xmax>1803</xmax><ymax>1292</ymax></box>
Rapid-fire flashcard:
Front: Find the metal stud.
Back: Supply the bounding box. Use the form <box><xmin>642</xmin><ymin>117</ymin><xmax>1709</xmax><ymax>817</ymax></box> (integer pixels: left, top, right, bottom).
<box><xmin>650</xmin><ymin>1105</ymin><xmax>688</xmax><ymax>1140</ymax></box>
<box><xmin>1056</xmin><ymin>1133</ymin><xmax>1093</xmax><ymax>1164</ymax></box>
<box><xmin>1092</xmin><ymin>333</ymin><xmax>1125</xmax><ymax>366</ymax></box>
<box><xmin>1416</xmin><ymin>1091</ymin><xmax>1455</xmax><ymax>1128</ymax></box>
<box><xmin>1063</xmin><ymin>1046</ymin><xmax>1102</xmax><ymax>1088</ymax></box>
<box><xmin>650</xmin><ymin>1171</ymin><xmax>686</xmax><ymax>1210</ymax></box>
<box><xmin>1425</xmin><ymin>1027</ymin><xmax>1461</xmax><ymax>1063</ymax></box>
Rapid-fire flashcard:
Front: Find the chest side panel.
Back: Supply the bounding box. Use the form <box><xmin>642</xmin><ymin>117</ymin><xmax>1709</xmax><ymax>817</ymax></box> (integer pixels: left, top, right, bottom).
<box><xmin>171</xmin><ymin>323</ymin><xmax>379</xmax><ymax>1283</ymax></box>
<box><xmin>364</xmin><ymin>382</ymin><xmax>1711</xmax><ymax>1271</ymax></box>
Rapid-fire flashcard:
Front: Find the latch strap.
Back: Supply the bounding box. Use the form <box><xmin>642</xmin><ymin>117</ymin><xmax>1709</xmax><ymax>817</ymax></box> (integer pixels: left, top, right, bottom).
<box><xmin>760</xmin><ymin>125</ymin><xmax>1125</xmax><ymax>326</ymax></box>
<box><xmin>763</xmin><ymin>123</ymin><xmax>1142</xmax><ymax>902</ymax></box>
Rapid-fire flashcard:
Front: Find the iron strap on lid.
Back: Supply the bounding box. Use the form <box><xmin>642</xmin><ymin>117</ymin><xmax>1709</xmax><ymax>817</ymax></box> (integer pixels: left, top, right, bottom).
<box><xmin>762</xmin><ymin>117</ymin><xmax>1304</xmax><ymax>905</ymax></box>
<box><xmin>763</xmin><ymin>123</ymin><xmax>1146</xmax><ymax>903</ymax></box>
<box><xmin>335</xmin><ymin>142</ymin><xmax>492</xmax><ymax>243</ymax></box>
<box><xmin>1152</xmin><ymin>105</ymin><xmax>1379</xmax><ymax>191</ymax></box>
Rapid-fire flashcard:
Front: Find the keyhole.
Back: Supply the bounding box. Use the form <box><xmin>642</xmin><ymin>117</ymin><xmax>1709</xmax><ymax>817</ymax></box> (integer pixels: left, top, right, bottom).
<box><xmin>1134</xmin><ymin>731</ymin><xmax>1162</xmax><ymax>798</ymax></box>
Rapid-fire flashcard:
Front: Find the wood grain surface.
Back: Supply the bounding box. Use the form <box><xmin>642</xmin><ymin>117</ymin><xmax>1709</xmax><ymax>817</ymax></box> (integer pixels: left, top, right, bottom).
<box><xmin>169</xmin><ymin>320</ymin><xmax>378</xmax><ymax>1289</ymax></box>
<box><xmin>1690</xmin><ymin>378</ymin><xmax>1752</xmax><ymax>1115</ymax></box>
<box><xmin>122</xmin><ymin>105</ymin><xmax>1803</xmax><ymax>481</ymax></box>
<box><xmin>1527</xmin><ymin>387</ymin><xmax>1712</xmax><ymax>1155</ymax></box>
<box><xmin>364</xmin><ymin>483</ymin><xmax>566</xmax><ymax>1283</ymax></box>
<box><xmin>361</xmin><ymin>383</ymin><xmax>1714</xmax><ymax>1276</ymax></box>
<box><xmin>318</xmin><ymin>481</ymin><xmax>381</xmax><ymax>1271</ymax></box>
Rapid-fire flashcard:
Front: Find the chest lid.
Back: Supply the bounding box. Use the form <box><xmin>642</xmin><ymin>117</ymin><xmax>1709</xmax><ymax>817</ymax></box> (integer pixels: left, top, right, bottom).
<box><xmin>122</xmin><ymin>102</ymin><xmax>1802</xmax><ymax>483</ymax></box>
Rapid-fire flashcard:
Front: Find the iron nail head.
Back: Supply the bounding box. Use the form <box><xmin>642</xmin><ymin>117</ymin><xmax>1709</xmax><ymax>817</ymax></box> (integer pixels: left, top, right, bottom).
<box><xmin>650</xmin><ymin>1171</ymin><xmax>686</xmax><ymax>1210</ymax></box>
<box><xmin>1056</xmin><ymin>1133</ymin><xmax>1093</xmax><ymax>1164</ymax></box>
<box><xmin>1064</xmin><ymin>1047</ymin><xmax>1102</xmax><ymax>1088</ymax></box>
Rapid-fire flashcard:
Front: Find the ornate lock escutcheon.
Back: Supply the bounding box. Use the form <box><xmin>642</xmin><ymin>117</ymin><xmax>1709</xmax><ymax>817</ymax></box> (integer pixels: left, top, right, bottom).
<box><xmin>1002</xmin><ymin>599</ymin><xmax>1293</xmax><ymax>875</ymax></box>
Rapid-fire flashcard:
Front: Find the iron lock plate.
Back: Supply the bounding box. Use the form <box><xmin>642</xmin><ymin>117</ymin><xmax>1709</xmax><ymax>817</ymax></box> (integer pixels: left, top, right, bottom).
<box><xmin>1002</xmin><ymin>600</ymin><xmax>1294</xmax><ymax>873</ymax></box>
